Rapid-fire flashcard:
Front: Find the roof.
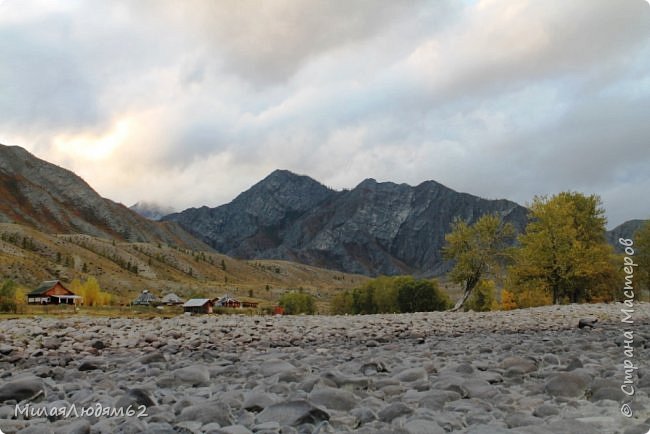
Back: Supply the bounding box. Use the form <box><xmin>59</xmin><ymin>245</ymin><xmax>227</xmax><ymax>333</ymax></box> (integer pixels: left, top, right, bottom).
<box><xmin>28</xmin><ymin>280</ymin><xmax>67</xmax><ymax>296</ymax></box>
<box><xmin>183</xmin><ymin>298</ymin><xmax>212</xmax><ymax>307</ymax></box>
<box><xmin>133</xmin><ymin>291</ymin><xmax>159</xmax><ymax>304</ymax></box>
<box><xmin>216</xmin><ymin>294</ymin><xmax>240</xmax><ymax>305</ymax></box>
<box><xmin>161</xmin><ymin>293</ymin><xmax>183</xmax><ymax>303</ymax></box>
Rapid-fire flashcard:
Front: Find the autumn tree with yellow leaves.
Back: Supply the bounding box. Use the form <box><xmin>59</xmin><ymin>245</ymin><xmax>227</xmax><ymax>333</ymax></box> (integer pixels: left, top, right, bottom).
<box><xmin>508</xmin><ymin>192</ymin><xmax>617</xmax><ymax>305</ymax></box>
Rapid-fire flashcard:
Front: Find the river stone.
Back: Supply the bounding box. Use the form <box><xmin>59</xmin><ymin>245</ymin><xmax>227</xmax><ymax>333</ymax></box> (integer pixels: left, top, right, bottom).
<box><xmin>78</xmin><ymin>357</ymin><xmax>105</xmax><ymax>371</ymax></box>
<box><xmin>545</xmin><ymin>419</ymin><xmax>599</xmax><ymax>434</ymax></box>
<box><xmin>360</xmin><ymin>360</ymin><xmax>388</xmax><ymax>375</ymax></box>
<box><xmin>260</xmin><ymin>359</ymin><xmax>296</xmax><ymax>377</ymax></box>
<box><xmin>566</xmin><ymin>357</ymin><xmax>583</xmax><ymax>371</ymax></box>
<box><xmin>499</xmin><ymin>357</ymin><xmax>537</xmax><ymax>374</ymax></box>
<box><xmin>544</xmin><ymin>373</ymin><xmax>589</xmax><ymax>398</ymax></box>
<box><xmin>0</xmin><ymin>377</ymin><xmax>44</xmax><ymax>402</ymax></box>
<box><xmin>463</xmin><ymin>379</ymin><xmax>499</xmax><ymax>400</ymax></box>
<box><xmin>464</xmin><ymin>424</ymin><xmax>512</xmax><ymax>434</ymax></box>
<box><xmin>377</xmin><ymin>402</ymin><xmax>413</xmax><ymax>422</ymax></box>
<box><xmin>456</xmin><ymin>363</ymin><xmax>474</xmax><ymax>374</ymax></box>
<box><xmin>216</xmin><ymin>425</ymin><xmax>254</xmax><ymax>434</ymax></box>
<box><xmin>418</xmin><ymin>390</ymin><xmax>462</xmax><ymax>411</ymax></box>
<box><xmin>172</xmin><ymin>365</ymin><xmax>210</xmax><ymax>387</ymax></box>
<box><xmin>309</xmin><ymin>387</ymin><xmax>357</xmax><ymax>411</ymax></box>
<box><xmin>177</xmin><ymin>401</ymin><xmax>233</xmax><ymax>426</ymax></box>
<box><xmin>138</xmin><ymin>352</ymin><xmax>167</xmax><ymax>364</ymax></box>
<box><xmin>624</xmin><ymin>424</ymin><xmax>650</xmax><ymax>434</ymax></box>
<box><xmin>404</xmin><ymin>419</ymin><xmax>445</xmax><ymax>434</ymax></box>
<box><xmin>533</xmin><ymin>404</ymin><xmax>559</xmax><ymax>417</ymax></box>
<box><xmin>350</xmin><ymin>407</ymin><xmax>377</xmax><ymax>425</ymax></box>
<box><xmin>115</xmin><ymin>388</ymin><xmax>156</xmax><ymax>410</ymax></box>
<box><xmin>242</xmin><ymin>391</ymin><xmax>277</xmax><ymax>412</ymax></box>
<box><xmin>256</xmin><ymin>400</ymin><xmax>329</xmax><ymax>426</ymax></box>
<box><xmin>52</xmin><ymin>418</ymin><xmax>92</xmax><ymax>434</ymax></box>
<box><xmin>394</xmin><ymin>367</ymin><xmax>427</xmax><ymax>383</ymax></box>
<box><xmin>505</xmin><ymin>412</ymin><xmax>544</xmax><ymax>428</ymax></box>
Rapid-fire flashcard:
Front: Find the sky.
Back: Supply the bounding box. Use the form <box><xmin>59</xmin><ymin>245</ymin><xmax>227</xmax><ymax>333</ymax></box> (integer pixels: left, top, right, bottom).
<box><xmin>1</xmin><ymin>0</ymin><xmax>649</xmax><ymax>228</ymax></box>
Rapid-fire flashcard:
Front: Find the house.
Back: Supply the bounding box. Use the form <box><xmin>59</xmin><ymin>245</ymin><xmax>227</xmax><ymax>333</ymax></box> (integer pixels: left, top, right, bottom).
<box><xmin>215</xmin><ymin>294</ymin><xmax>241</xmax><ymax>308</ymax></box>
<box><xmin>133</xmin><ymin>290</ymin><xmax>159</xmax><ymax>306</ymax></box>
<box><xmin>27</xmin><ymin>280</ymin><xmax>82</xmax><ymax>305</ymax></box>
<box><xmin>183</xmin><ymin>298</ymin><xmax>214</xmax><ymax>314</ymax></box>
<box><xmin>161</xmin><ymin>293</ymin><xmax>184</xmax><ymax>305</ymax></box>
<box><xmin>215</xmin><ymin>294</ymin><xmax>259</xmax><ymax>309</ymax></box>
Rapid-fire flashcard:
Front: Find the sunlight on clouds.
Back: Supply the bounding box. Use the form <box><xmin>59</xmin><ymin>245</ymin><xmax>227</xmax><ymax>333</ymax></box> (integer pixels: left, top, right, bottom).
<box><xmin>52</xmin><ymin>118</ymin><xmax>131</xmax><ymax>161</ymax></box>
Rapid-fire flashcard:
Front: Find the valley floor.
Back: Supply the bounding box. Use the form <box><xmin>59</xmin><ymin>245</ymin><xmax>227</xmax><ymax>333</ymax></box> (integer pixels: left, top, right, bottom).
<box><xmin>0</xmin><ymin>303</ymin><xmax>649</xmax><ymax>433</ymax></box>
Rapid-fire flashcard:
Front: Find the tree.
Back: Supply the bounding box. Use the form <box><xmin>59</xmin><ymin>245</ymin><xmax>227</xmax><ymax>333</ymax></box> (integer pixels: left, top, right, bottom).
<box><xmin>279</xmin><ymin>292</ymin><xmax>316</xmax><ymax>315</ymax></box>
<box><xmin>465</xmin><ymin>279</ymin><xmax>497</xmax><ymax>312</ymax></box>
<box><xmin>77</xmin><ymin>277</ymin><xmax>112</xmax><ymax>306</ymax></box>
<box><xmin>634</xmin><ymin>221</ymin><xmax>650</xmax><ymax>300</ymax></box>
<box><xmin>443</xmin><ymin>213</ymin><xmax>515</xmax><ymax>311</ymax></box>
<box><xmin>0</xmin><ymin>280</ymin><xmax>18</xmax><ymax>313</ymax></box>
<box><xmin>509</xmin><ymin>192</ymin><xmax>617</xmax><ymax>304</ymax></box>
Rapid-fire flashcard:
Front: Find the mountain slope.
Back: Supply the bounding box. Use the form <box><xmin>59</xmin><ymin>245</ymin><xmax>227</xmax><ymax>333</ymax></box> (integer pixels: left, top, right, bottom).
<box><xmin>0</xmin><ymin>144</ymin><xmax>207</xmax><ymax>250</ymax></box>
<box><xmin>0</xmin><ymin>222</ymin><xmax>367</xmax><ymax>302</ymax></box>
<box><xmin>165</xmin><ymin>171</ymin><xmax>529</xmax><ymax>276</ymax></box>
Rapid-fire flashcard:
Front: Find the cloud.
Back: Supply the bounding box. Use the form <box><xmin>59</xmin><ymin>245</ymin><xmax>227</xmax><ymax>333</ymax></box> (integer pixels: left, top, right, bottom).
<box><xmin>0</xmin><ymin>0</ymin><xmax>649</xmax><ymax>226</ymax></box>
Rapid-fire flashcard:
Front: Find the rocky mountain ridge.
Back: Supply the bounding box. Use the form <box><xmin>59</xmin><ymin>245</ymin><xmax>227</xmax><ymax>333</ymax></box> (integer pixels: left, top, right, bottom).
<box><xmin>164</xmin><ymin>170</ymin><xmax>530</xmax><ymax>276</ymax></box>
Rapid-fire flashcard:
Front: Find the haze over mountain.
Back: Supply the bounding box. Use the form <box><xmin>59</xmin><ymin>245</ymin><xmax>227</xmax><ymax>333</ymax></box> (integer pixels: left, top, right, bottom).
<box><xmin>130</xmin><ymin>201</ymin><xmax>176</xmax><ymax>221</ymax></box>
<box><xmin>164</xmin><ymin>170</ymin><xmax>530</xmax><ymax>276</ymax></box>
<box><xmin>0</xmin><ymin>144</ymin><xmax>207</xmax><ymax>250</ymax></box>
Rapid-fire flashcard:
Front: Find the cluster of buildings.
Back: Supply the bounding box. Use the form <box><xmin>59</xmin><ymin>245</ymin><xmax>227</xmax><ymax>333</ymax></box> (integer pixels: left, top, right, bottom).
<box><xmin>26</xmin><ymin>280</ymin><xmax>259</xmax><ymax>314</ymax></box>
<box><xmin>132</xmin><ymin>290</ymin><xmax>259</xmax><ymax>313</ymax></box>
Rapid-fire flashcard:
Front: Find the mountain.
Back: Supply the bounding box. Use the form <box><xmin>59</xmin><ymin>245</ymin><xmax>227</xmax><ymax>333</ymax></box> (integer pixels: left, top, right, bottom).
<box><xmin>0</xmin><ymin>144</ymin><xmax>207</xmax><ymax>250</ymax></box>
<box><xmin>164</xmin><ymin>170</ymin><xmax>529</xmax><ymax>276</ymax></box>
<box><xmin>606</xmin><ymin>219</ymin><xmax>648</xmax><ymax>252</ymax></box>
<box><xmin>130</xmin><ymin>201</ymin><xmax>176</xmax><ymax>221</ymax></box>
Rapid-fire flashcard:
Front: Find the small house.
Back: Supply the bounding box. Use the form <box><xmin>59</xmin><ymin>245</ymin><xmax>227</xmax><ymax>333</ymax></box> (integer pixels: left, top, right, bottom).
<box><xmin>27</xmin><ymin>280</ymin><xmax>82</xmax><ymax>305</ymax></box>
<box><xmin>215</xmin><ymin>294</ymin><xmax>258</xmax><ymax>309</ymax></box>
<box><xmin>161</xmin><ymin>293</ymin><xmax>184</xmax><ymax>305</ymax></box>
<box><xmin>183</xmin><ymin>298</ymin><xmax>214</xmax><ymax>314</ymax></box>
<box><xmin>133</xmin><ymin>290</ymin><xmax>159</xmax><ymax>306</ymax></box>
<box><xmin>215</xmin><ymin>294</ymin><xmax>240</xmax><ymax>308</ymax></box>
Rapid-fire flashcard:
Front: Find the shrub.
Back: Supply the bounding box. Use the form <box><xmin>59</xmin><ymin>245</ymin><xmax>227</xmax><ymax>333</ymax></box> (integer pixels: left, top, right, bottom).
<box><xmin>279</xmin><ymin>292</ymin><xmax>316</xmax><ymax>315</ymax></box>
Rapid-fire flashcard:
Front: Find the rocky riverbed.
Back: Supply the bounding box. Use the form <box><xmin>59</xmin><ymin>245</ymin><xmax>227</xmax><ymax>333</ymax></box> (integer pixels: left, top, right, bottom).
<box><xmin>1</xmin><ymin>303</ymin><xmax>649</xmax><ymax>434</ymax></box>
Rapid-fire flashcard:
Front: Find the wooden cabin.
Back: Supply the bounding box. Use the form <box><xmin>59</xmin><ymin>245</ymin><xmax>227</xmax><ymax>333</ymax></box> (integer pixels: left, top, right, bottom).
<box><xmin>215</xmin><ymin>295</ymin><xmax>240</xmax><ymax>308</ymax></box>
<box><xmin>183</xmin><ymin>298</ymin><xmax>214</xmax><ymax>314</ymax></box>
<box><xmin>214</xmin><ymin>294</ymin><xmax>258</xmax><ymax>309</ymax></box>
<box><xmin>27</xmin><ymin>280</ymin><xmax>82</xmax><ymax>305</ymax></box>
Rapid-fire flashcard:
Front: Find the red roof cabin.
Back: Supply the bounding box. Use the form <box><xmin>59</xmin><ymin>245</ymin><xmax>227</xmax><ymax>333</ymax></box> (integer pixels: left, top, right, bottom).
<box><xmin>27</xmin><ymin>280</ymin><xmax>82</xmax><ymax>305</ymax></box>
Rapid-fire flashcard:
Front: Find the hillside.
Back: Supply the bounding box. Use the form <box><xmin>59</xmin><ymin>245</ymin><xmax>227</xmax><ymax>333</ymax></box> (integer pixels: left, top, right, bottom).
<box><xmin>164</xmin><ymin>170</ymin><xmax>529</xmax><ymax>276</ymax></box>
<box><xmin>0</xmin><ymin>144</ymin><xmax>207</xmax><ymax>250</ymax></box>
<box><xmin>0</xmin><ymin>223</ymin><xmax>367</xmax><ymax>303</ymax></box>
